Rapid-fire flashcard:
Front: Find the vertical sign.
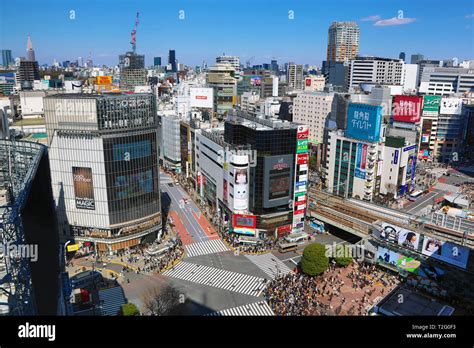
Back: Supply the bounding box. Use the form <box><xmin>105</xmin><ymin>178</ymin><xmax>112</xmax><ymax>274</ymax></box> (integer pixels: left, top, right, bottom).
<box><xmin>292</xmin><ymin>125</ymin><xmax>309</xmax><ymax>233</ymax></box>
<box><xmin>72</xmin><ymin>167</ymin><xmax>95</xmax><ymax>210</ymax></box>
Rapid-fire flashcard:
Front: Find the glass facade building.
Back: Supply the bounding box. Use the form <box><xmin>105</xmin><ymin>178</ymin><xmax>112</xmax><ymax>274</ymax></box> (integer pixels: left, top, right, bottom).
<box><xmin>44</xmin><ymin>93</ymin><xmax>161</xmax><ymax>254</ymax></box>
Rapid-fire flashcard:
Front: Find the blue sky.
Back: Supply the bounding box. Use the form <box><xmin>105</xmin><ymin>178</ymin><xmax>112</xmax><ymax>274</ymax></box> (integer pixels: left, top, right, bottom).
<box><xmin>1</xmin><ymin>0</ymin><xmax>473</xmax><ymax>67</ymax></box>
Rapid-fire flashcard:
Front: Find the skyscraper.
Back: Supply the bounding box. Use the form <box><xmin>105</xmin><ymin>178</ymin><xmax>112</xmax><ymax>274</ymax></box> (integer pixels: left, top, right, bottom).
<box><xmin>1</xmin><ymin>49</ymin><xmax>13</xmax><ymax>67</ymax></box>
<box><xmin>327</xmin><ymin>21</ymin><xmax>360</xmax><ymax>63</ymax></box>
<box><xmin>154</xmin><ymin>56</ymin><xmax>161</xmax><ymax>67</ymax></box>
<box><xmin>287</xmin><ymin>63</ymin><xmax>304</xmax><ymax>90</ymax></box>
<box><xmin>168</xmin><ymin>49</ymin><xmax>177</xmax><ymax>72</ymax></box>
<box><xmin>411</xmin><ymin>53</ymin><xmax>424</xmax><ymax>64</ymax></box>
<box><xmin>26</xmin><ymin>36</ymin><xmax>36</xmax><ymax>61</ymax></box>
<box><xmin>399</xmin><ymin>52</ymin><xmax>406</xmax><ymax>62</ymax></box>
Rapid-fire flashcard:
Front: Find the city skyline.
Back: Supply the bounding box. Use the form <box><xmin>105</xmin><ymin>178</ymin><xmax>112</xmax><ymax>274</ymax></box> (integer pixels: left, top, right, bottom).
<box><xmin>1</xmin><ymin>0</ymin><xmax>473</xmax><ymax>67</ymax></box>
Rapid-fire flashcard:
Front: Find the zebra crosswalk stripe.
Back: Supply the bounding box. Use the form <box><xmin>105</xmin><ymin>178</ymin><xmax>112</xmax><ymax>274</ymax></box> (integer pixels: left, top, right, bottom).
<box><xmin>185</xmin><ymin>239</ymin><xmax>230</xmax><ymax>257</ymax></box>
<box><xmin>205</xmin><ymin>301</ymin><xmax>274</xmax><ymax>316</ymax></box>
<box><xmin>162</xmin><ymin>261</ymin><xmax>266</xmax><ymax>297</ymax></box>
<box><xmin>245</xmin><ymin>253</ymin><xmax>293</xmax><ymax>279</ymax></box>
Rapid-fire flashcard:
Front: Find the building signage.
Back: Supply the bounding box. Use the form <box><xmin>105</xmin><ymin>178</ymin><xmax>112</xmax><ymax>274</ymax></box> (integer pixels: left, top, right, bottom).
<box><xmin>403</xmin><ymin>144</ymin><xmax>417</xmax><ymax>152</ymax></box>
<box><xmin>296</xmin><ymin>139</ymin><xmax>308</xmax><ymax>153</ymax></box>
<box><xmin>393</xmin><ymin>149</ymin><xmax>399</xmax><ymax>165</ymax></box>
<box><xmin>72</xmin><ymin>167</ymin><xmax>95</xmax><ymax>210</ymax></box>
<box><xmin>392</xmin><ymin>95</ymin><xmax>423</xmax><ymax>123</ymax></box>
<box><xmin>233</xmin><ymin>167</ymin><xmax>249</xmax><ymax>211</ymax></box>
<box><xmin>355</xmin><ymin>143</ymin><xmax>367</xmax><ymax>179</ymax></box>
<box><xmin>346</xmin><ymin>103</ymin><xmax>382</xmax><ymax>143</ymax></box>
<box><xmin>297</xmin><ymin>153</ymin><xmax>308</xmax><ymax>164</ymax></box>
<box><xmin>422</xmin><ymin>95</ymin><xmax>441</xmax><ymax>116</ymax></box>
<box><xmin>440</xmin><ymin>97</ymin><xmax>463</xmax><ymax>115</ymax></box>
<box><xmin>233</xmin><ymin>214</ymin><xmax>256</xmax><ymax>236</ymax></box>
<box><xmin>189</xmin><ymin>87</ymin><xmax>214</xmax><ymax>108</ymax></box>
<box><xmin>96</xmin><ymin>76</ymin><xmax>113</xmax><ymax>85</ymax></box>
<box><xmin>293</xmin><ymin>125</ymin><xmax>310</xmax><ymax>232</ymax></box>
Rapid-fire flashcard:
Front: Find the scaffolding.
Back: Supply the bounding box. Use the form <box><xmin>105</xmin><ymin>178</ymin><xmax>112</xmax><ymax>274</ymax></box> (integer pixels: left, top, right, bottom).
<box><xmin>0</xmin><ymin>139</ymin><xmax>44</xmax><ymax>315</ymax></box>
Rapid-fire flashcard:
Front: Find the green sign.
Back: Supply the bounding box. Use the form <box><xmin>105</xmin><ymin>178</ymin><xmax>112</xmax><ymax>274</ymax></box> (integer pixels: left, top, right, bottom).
<box><xmin>422</xmin><ymin>95</ymin><xmax>441</xmax><ymax>112</ymax></box>
<box><xmin>296</xmin><ymin>139</ymin><xmax>308</xmax><ymax>153</ymax></box>
<box><xmin>295</xmin><ymin>191</ymin><xmax>306</xmax><ymax>197</ymax></box>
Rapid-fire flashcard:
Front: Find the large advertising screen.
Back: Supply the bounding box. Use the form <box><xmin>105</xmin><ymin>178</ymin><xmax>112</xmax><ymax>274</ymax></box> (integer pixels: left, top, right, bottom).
<box><xmin>379</xmin><ymin>223</ymin><xmax>420</xmax><ymax>250</ymax></box>
<box><xmin>270</xmin><ymin>175</ymin><xmax>291</xmax><ymax>199</ymax></box>
<box><xmin>376</xmin><ymin>247</ymin><xmax>399</xmax><ymax>267</ymax></box>
<box><xmin>346</xmin><ymin>103</ymin><xmax>382</xmax><ymax>142</ymax></box>
<box><xmin>72</xmin><ymin>167</ymin><xmax>95</xmax><ymax>210</ymax></box>
<box><xmin>422</xmin><ymin>237</ymin><xmax>470</xmax><ymax>269</ymax></box>
<box><xmin>113</xmin><ymin>140</ymin><xmax>151</xmax><ymax>161</ymax></box>
<box><xmin>355</xmin><ymin>143</ymin><xmax>368</xmax><ymax>179</ymax></box>
<box><xmin>233</xmin><ymin>167</ymin><xmax>249</xmax><ymax>211</ymax></box>
<box><xmin>263</xmin><ymin>155</ymin><xmax>293</xmax><ymax>208</ymax></box>
<box><xmin>397</xmin><ymin>254</ymin><xmax>421</xmax><ymax>273</ymax></box>
<box><xmin>189</xmin><ymin>87</ymin><xmax>213</xmax><ymax>108</ymax></box>
<box><xmin>440</xmin><ymin>97</ymin><xmax>463</xmax><ymax>115</ymax></box>
<box><xmin>116</xmin><ymin>170</ymin><xmax>153</xmax><ymax>199</ymax></box>
<box><xmin>233</xmin><ymin>214</ymin><xmax>256</xmax><ymax>236</ymax></box>
<box><xmin>392</xmin><ymin>95</ymin><xmax>423</xmax><ymax>123</ymax></box>
<box><xmin>422</xmin><ymin>95</ymin><xmax>441</xmax><ymax>115</ymax></box>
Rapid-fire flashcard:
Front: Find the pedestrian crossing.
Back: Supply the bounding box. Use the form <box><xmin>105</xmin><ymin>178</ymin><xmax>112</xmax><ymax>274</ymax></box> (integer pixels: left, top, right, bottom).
<box><xmin>185</xmin><ymin>239</ymin><xmax>230</xmax><ymax>258</ymax></box>
<box><xmin>245</xmin><ymin>253</ymin><xmax>293</xmax><ymax>279</ymax></box>
<box><xmin>162</xmin><ymin>261</ymin><xmax>267</xmax><ymax>297</ymax></box>
<box><xmin>205</xmin><ymin>301</ymin><xmax>274</xmax><ymax>316</ymax></box>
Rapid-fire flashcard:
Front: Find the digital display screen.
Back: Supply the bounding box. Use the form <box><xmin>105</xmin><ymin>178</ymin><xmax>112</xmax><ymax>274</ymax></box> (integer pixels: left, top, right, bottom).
<box><xmin>113</xmin><ymin>140</ymin><xmax>151</xmax><ymax>161</ymax></box>
<box><xmin>269</xmin><ymin>174</ymin><xmax>290</xmax><ymax>199</ymax></box>
<box><xmin>116</xmin><ymin>170</ymin><xmax>153</xmax><ymax>199</ymax></box>
<box><xmin>236</xmin><ymin>216</ymin><xmax>254</xmax><ymax>228</ymax></box>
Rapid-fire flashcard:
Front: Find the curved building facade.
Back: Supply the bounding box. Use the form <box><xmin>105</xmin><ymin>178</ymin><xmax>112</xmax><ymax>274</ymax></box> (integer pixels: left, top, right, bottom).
<box><xmin>44</xmin><ymin>93</ymin><xmax>162</xmax><ymax>254</ymax></box>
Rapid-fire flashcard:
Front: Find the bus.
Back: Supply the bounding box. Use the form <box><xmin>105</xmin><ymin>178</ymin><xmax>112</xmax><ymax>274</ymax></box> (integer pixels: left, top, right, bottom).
<box><xmin>408</xmin><ymin>190</ymin><xmax>423</xmax><ymax>201</ymax></box>
<box><xmin>278</xmin><ymin>241</ymin><xmax>298</xmax><ymax>253</ymax></box>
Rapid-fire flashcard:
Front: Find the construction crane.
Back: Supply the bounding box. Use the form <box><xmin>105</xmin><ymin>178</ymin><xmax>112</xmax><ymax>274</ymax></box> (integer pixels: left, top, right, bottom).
<box><xmin>130</xmin><ymin>12</ymin><xmax>140</xmax><ymax>53</ymax></box>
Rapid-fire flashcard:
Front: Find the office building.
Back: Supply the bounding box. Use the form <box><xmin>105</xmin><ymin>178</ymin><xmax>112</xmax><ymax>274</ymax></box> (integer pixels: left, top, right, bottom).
<box><xmin>0</xmin><ymin>140</ymin><xmax>59</xmax><ymax>315</ymax></box>
<box><xmin>271</xmin><ymin>60</ymin><xmax>278</xmax><ymax>73</ymax></box>
<box><xmin>348</xmin><ymin>57</ymin><xmax>404</xmax><ymax>89</ymax></box>
<box><xmin>1</xmin><ymin>49</ymin><xmax>13</xmax><ymax>67</ymax></box>
<box><xmin>154</xmin><ymin>57</ymin><xmax>161</xmax><ymax>67</ymax></box>
<box><xmin>327</xmin><ymin>21</ymin><xmax>360</xmax><ymax>63</ymax></box>
<box><xmin>216</xmin><ymin>55</ymin><xmax>240</xmax><ymax>72</ymax></box>
<box><xmin>287</xmin><ymin>63</ymin><xmax>304</xmax><ymax>90</ymax></box>
<box><xmin>399</xmin><ymin>52</ymin><xmax>406</xmax><ymax>62</ymax></box>
<box><xmin>411</xmin><ymin>53</ymin><xmax>424</xmax><ymax>64</ymax></box>
<box><xmin>161</xmin><ymin>114</ymin><xmax>182</xmax><ymax>173</ymax></box>
<box><xmin>119</xmin><ymin>51</ymin><xmax>147</xmax><ymax>91</ymax></box>
<box><xmin>168</xmin><ymin>49</ymin><xmax>177</xmax><ymax>72</ymax></box>
<box><xmin>44</xmin><ymin>93</ymin><xmax>162</xmax><ymax>253</ymax></box>
<box><xmin>419</xmin><ymin>67</ymin><xmax>474</xmax><ymax>95</ymax></box>
<box><xmin>18</xmin><ymin>60</ymin><xmax>40</xmax><ymax>89</ymax></box>
<box><xmin>206</xmin><ymin>63</ymin><xmax>237</xmax><ymax>116</ymax></box>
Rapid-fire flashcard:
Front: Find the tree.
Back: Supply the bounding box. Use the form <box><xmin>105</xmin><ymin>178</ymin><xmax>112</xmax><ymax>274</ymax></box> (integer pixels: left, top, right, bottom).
<box><xmin>141</xmin><ymin>284</ymin><xmax>187</xmax><ymax>316</ymax></box>
<box><xmin>121</xmin><ymin>303</ymin><xmax>140</xmax><ymax>316</ymax></box>
<box><xmin>333</xmin><ymin>244</ymin><xmax>353</xmax><ymax>267</ymax></box>
<box><xmin>301</xmin><ymin>243</ymin><xmax>329</xmax><ymax>276</ymax></box>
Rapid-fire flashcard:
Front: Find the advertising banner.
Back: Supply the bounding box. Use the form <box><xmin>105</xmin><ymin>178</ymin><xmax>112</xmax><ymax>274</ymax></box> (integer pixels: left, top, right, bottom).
<box><xmin>397</xmin><ymin>254</ymin><xmax>421</xmax><ymax>273</ymax></box>
<box><xmin>296</xmin><ymin>139</ymin><xmax>308</xmax><ymax>153</ymax></box>
<box><xmin>190</xmin><ymin>87</ymin><xmax>214</xmax><ymax>108</ymax></box>
<box><xmin>378</xmin><ymin>223</ymin><xmax>420</xmax><ymax>250</ymax></box>
<box><xmin>113</xmin><ymin>140</ymin><xmax>151</xmax><ymax>161</ymax></box>
<box><xmin>96</xmin><ymin>76</ymin><xmax>112</xmax><ymax>85</ymax></box>
<box><xmin>72</xmin><ymin>167</ymin><xmax>95</xmax><ymax>210</ymax></box>
<box><xmin>355</xmin><ymin>143</ymin><xmax>367</xmax><ymax>179</ymax></box>
<box><xmin>440</xmin><ymin>97</ymin><xmax>463</xmax><ymax>115</ymax></box>
<box><xmin>346</xmin><ymin>103</ymin><xmax>382</xmax><ymax>142</ymax></box>
<box><xmin>393</xmin><ymin>149</ymin><xmax>399</xmax><ymax>165</ymax></box>
<box><xmin>297</xmin><ymin>153</ymin><xmax>309</xmax><ymax>164</ymax></box>
<box><xmin>421</xmin><ymin>134</ymin><xmax>430</xmax><ymax>143</ymax></box>
<box><xmin>422</xmin><ymin>95</ymin><xmax>441</xmax><ymax>115</ymax></box>
<box><xmin>233</xmin><ymin>214</ymin><xmax>256</xmax><ymax>236</ymax></box>
<box><xmin>376</xmin><ymin>246</ymin><xmax>399</xmax><ymax>267</ymax></box>
<box><xmin>422</xmin><ymin>237</ymin><xmax>470</xmax><ymax>269</ymax></box>
<box><xmin>297</xmin><ymin>125</ymin><xmax>309</xmax><ymax>139</ymax></box>
<box><xmin>233</xmin><ymin>167</ymin><xmax>249</xmax><ymax>211</ymax></box>
<box><xmin>223</xmin><ymin>179</ymin><xmax>228</xmax><ymax>205</ymax></box>
<box><xmin>392</xmin><ymin>95</ymin><xmax>423</xmax><ymax>123</ymax></box>
<box><xmin>116</xmin><ymin>170</ymin><xmax>153</xmax><ymax>199</ymax></box>
<box><xmin>277</xmin><ymin>224</ymin><xmax>292</xmax><ymax>237</ymax></box>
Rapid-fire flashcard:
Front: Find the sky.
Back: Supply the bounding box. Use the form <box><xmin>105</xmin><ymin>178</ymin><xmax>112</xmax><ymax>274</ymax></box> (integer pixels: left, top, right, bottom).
<box><xmin>1</xmin><ymin>0</ymin><xmax>473</xmax><ymax>67</ymax></box>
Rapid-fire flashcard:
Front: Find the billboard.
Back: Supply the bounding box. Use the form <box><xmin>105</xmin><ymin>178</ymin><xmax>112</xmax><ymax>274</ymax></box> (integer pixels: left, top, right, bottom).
<box><xmin>250</xmin><ymin>76</ymin><xmax>262</xmax><ymax>86</ymax></box>
<box><xmin>397</xmin><ymin>254</ymin><xmax>421</xmax><ymax>273</ymax></box>
<box><xmin>421</xmin><ymin>134</ymin><xmax>430</xmax><ymax>143</ymax></box>
<box><xmin>406</xmin><ymin>155</ymin><xmax>417</xmax><ymax>183</ymax></box>
<box><xmin>440</xmin><ymin>97</ymin><xmax>462</xmax><ymax>115</ymax></box>
<box><xmin>376</xmin><ymin>247</ymin><xmax>399</xmax><ymax>267</ymax></box>
<box><xmin>422</xmin><ymin>237</ymin><xmax>470</xmax><ymax>269</ymax></box>
<box><xmin>379</xmin><ymin>223</ymin><xmax>420</xmax><ymax>250</ymax></box>
<box><xmin>116</xmin><ymin>170</ymin><xmax>153</xmax><ymax>199</ymax></box>
<box><xmin>113</xmin><ymin>140</ymin><xmax>151</xmax><ymax>161</ymax></box>
<box><xmin>72</xmin><ymin>167</ymin><xmax>95</xmax><ymax>210</ymax></box>
<box><xmin>297</xmin><ymin>125</ymin><xmax>309</xmax><ymax>139</ymax></box>
<box><xmin>355</xmin><ymin>143</ymin><xmax>368</xmax><ymax>179</ymax></box>
<box><xmin>233</xmin><ymin>167</ymin><xmax>249</xmax><ymax>211</ymax></box>
<box><xmin>233</xmin><ymin>214</ymin><xmax>256</xmax><ymax>236</ymax></box>
<box><xmin>392</xmin><ymin>95</ymin><xmax>423</xmax><ymax>123</ymax></box>
<box><xmin>297</xmin><ymin>153</ymin><xmax>308</xmax><ymax>165</ymax></box>
<box><xmin>305</xmin><ymin>78</ymin><xmax>312</xmax><ymax>87</ymax></box>
<box><xmin>190</xmin><ymin>87</ymin><xmax>213</xmax><ymax>108</ymax></box>
<box><xmin>346</xmin><ymin>103</ymin><xmax>382</xmax><ymax>142</ymax></box>
<box><xmin>96</xmin><ymin>76</ymin><xmax>112</xmax><ymax>85</ymax></box>
<box><xmin>223</xmin><ymin>179</ymin><xmax>228</xmax><ymax>205</ymax></box>
<box><xmin>422</xmin><ymin>95</ymin><xmax>441</xmax><ymax>115</ymax></box>
<box><xmin>296</xmin><ymin>139</ymin><xmax>308</xmax><ymax>153</ymax></box>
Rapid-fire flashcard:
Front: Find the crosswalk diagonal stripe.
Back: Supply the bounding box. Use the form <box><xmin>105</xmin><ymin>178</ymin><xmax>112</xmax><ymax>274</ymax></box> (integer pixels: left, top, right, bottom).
<box><xmin>204</xmin><ymin>301</ymin><xmax>274</xmax><ymax>316</ymax></box>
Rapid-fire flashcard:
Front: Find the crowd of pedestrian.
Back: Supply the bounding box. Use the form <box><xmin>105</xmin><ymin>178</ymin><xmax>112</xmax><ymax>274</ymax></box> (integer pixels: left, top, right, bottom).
<box><xmin>219</xmin><ymin>229</ymin><xmax>277</xmax><ymax>254</ymax></box>
<box><xmin>264</xmin><ymin>261</ymin><xmax>400</xmax><ymax>316</ymax></box>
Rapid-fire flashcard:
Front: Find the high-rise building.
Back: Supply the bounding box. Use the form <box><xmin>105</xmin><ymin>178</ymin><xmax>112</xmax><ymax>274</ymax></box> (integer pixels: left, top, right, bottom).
<box><xmin>399</xmin><ymin>52</ymin><xmax>406</xmax><ymax>62</ymax></box>
<box><xmin>44</xmin><ymin>93</ymin><xmax>162</xmax><ymax>253</ymax></box>
<box><xmin>206</xmin><ymin>63</ymin><xmax>237</xmax><ymax>116</ymax></box>
<box><xmin>410</xmin><ymin>53</ymin><xmax>424</xmax><ymax>64</ymax></box>
<box><xmin>216</xmin><ymin>55</ymin><xmax>240</xmax><ymax>71</ymax></box>
<box><xmin>271</xmin><ymin>59</ymin><xmax>278</xmax><ymax>73</ymax></box>
<box><xmin>1</xmin><ymin>49</ymin><xmax>13</xmax><ymax>67</ymax></box>
<box><xmin>119</xmin><ymin>51</ymin><xmax>147</xmax><ymax>91</ymax></box>
<box><xmin>168</xmin><ymin>49</ymin><xmax>177</xmax><ymax>72</ymax></box>
<box><xmin>419</xmin><ymin>67</ymin><xmax>473</xmax><ymax>95</ymax></box>
<box><xmin>327</xmin><ymin>21</ymin><xmax>360</xmax><ymax>63</ymax></box>
<box><xmin>348</xmin><ymin>56</ymin><xmax>404</xmax><ymax>89</ymax></box>
<box><xmin>154</xmin><ymin>56</ymin><xmax>161</xmax><ymax>67</ymax></box>
<box><xmin>26</xmin><ymin>36</ymin><xmax>36</xmax><ymax>62</ymax></box>
<box><xmin>287</xmin><ymin>63</ymin><xmax>304</xmax><ymax>90</ymax></box>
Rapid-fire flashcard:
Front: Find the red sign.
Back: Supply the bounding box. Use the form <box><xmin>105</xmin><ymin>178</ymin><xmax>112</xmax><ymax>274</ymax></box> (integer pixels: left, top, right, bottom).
<box><xmin>277</xmin><ymin>224</ymin><xmax>292</xmax><ymax>237</ymax></box>
<box><xmin>305</xmin><ymin>78</ymin><xmax>312</xmax><ymax>87</ymax></box>
<box><xmin>196</xmin><ymin>96</ymin><xmax>208</xmax><ymax>100</ymax></box>
<box><xmin>294</xmin><ymin>208</ymin><xmax>305</xmax><ymax>216</ymax></box>
<box><xmin>297</xmin><ymin>125</ymin><xmax>309</xmax><ymax>140</ymax></box>
<box><xmin>233</xmin><ymin>214</ymin><xmax>257</xmax><ymax>229</ymax></box>
<box><xmin>297</xmin><ymin>154</ymin><xmax>308</xmax><ymax>164</ymax></box>
<box><xmin>393</xmin><ymin>95</ymin><xmax>423</xmax><ymax>123</ymax></box>
<box><xmin>295</xmin><ymin>200</ymin><xmax>306</xmax><ymax>207</ymax></box>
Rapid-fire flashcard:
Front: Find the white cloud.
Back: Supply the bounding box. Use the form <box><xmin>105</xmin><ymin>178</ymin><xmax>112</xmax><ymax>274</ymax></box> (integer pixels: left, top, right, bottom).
<box><xmin>361</xmin><ymin>15</ymin><xmax>381</xmax><ymax>22</ymax></box>
<box><xmin>374</xmin><ymin>17</ymin><xmax>416</xmax><ymax>26</ymax></box>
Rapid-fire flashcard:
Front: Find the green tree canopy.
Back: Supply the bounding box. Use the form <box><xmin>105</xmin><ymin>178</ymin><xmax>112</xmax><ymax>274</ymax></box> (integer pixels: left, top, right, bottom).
<box><xmin>301</xmin><ymin>243</ymin><xmax>329</xmax><ymax>276</ymax></box>
<box><xmin>121</xmin><ymin>303</ymin><xmax>140</xmax><ymax>316</ymax></box>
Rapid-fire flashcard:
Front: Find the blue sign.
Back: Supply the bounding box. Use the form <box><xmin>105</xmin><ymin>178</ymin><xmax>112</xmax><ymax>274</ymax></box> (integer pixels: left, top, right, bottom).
<box><xmin>403</xmin><ymin>144</ymin><xmax>417</xmax><ymax>152</ymax></box>
<box><xmin>113</xmin><ymin>140</ymin><xmax>151</xmax><ymax>161</ymax></box>
<box><xmin>346</xmin><ymin>103</ymin><xmax>382</xmax><ymax>143</ymax></box>
<box><xmin>393</xmin><ymin>149</ymin><xmax>399</xmax><ymax>165</ymax></box>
